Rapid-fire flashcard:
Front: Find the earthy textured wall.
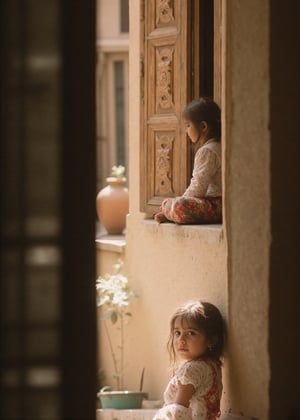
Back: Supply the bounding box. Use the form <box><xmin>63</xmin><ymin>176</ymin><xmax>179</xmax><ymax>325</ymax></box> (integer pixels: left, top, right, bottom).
<box><xmin>224</xmin><ymin>1</ymin><xmax>270</xmax><ymax>418</ymax></box>
<box><xmin>97</xmin><ymin>0</ymin><xmax>122</xmax><ymax>41</ymax></box>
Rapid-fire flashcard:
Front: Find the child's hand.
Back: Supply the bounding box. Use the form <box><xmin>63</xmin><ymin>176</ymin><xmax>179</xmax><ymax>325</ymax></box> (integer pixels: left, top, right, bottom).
<box><xmin>174</xmin><ymin>381</ymin><xmax>195</xmax><ymax>408</ymax></box>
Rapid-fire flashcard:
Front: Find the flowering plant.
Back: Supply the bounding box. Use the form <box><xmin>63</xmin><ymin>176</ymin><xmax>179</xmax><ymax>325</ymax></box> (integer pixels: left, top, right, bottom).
<box><xmin>111</xmin><ymin>165</ymin><xmax>126</xmax><ymax>179</ymax></box>
<box><xmin>96</xmin><ymin>259</ymin><xmax>136</xmax><ymax>390</ymax></box>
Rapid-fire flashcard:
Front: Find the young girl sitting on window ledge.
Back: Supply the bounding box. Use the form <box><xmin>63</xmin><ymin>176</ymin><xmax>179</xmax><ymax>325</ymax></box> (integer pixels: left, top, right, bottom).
<box><xmin>154</xmin><ymin>97</ymin><xmax>222</xmax><ymax>224</ymax></box>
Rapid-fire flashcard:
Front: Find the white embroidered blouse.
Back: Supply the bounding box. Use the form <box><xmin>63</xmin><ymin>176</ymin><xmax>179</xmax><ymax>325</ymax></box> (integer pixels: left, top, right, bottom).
<box><xmin>153</xmin><ymin>359</ymin><xmax>222</xmax><ymax>420</ymax></box>
<box><xmin>183</xmin><ymin>139</ymin><xmax>222</xmax><ymax>199</ymax></box>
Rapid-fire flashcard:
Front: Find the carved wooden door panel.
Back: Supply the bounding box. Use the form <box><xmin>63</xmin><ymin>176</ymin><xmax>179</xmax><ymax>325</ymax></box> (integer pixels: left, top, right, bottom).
<box><xmin>140</xmin><ymin>0</ymin><xmax>191</xmax><ymax>214</ymax></box>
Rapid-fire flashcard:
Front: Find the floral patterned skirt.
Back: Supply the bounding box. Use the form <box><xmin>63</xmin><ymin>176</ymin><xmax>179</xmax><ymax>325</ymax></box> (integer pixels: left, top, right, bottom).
<box><xmin>160</xmin><ymin>196</ymin><xmax>222</xmax><ymax>224</ymax></box>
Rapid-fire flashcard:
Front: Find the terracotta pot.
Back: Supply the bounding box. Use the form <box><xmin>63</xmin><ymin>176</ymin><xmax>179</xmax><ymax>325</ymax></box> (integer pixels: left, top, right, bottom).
<box><xmin>96</xmin><ymin>177</ymin><xmax>129</xmax><ymax>235</ymax></box>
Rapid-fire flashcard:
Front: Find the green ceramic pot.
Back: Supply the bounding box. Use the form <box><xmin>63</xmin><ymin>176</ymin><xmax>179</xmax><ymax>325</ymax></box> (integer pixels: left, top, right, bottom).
<box><xmin>97</xmin><ymin>387</ymin><xmax>148</xmax><ymax>409</ymax></box>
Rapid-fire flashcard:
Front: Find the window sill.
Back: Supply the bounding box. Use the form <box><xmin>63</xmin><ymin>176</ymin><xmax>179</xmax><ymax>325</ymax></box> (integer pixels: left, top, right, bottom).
<box><xmin>142</xmin><ymin>219</ymin><xmax>224</xmax><ymax>241</ymax></box>
<box><xmin>95</xmin><ymin>221</ymin><xmax>223</xmax><ymax>252</ymax></box>
<box><xmin>96</xmin><ymin>409</ymin><xmax>158</xmax><ymax>420</ymax></box>
<box><xmin>95</xmin><ymin>234</ymin><xmax>126</xmax><ymax>253</ymax></box>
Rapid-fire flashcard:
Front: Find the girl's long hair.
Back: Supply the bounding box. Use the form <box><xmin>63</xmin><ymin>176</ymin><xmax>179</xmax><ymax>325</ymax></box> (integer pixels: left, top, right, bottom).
<box><xmin>167</xmin><ymin>300</ymin><xmax>225</xmax><ymax>367</ymax></box>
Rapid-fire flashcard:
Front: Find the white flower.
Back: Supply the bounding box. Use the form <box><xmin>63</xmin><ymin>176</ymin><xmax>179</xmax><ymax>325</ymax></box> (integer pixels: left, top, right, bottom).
<box><xmin>111</xmin><ymin>165</ymin><xmax>126</xmax><ymax>179</ymax></box>
<box><xmin>112</xmin><ymin>290</ymin><xmax>129</xmax><ymax>307</ymax></box>
<box><xmin>96</xmin><ymin>260</ymin><xmax>135</xmax><ymax>312</ymax></box>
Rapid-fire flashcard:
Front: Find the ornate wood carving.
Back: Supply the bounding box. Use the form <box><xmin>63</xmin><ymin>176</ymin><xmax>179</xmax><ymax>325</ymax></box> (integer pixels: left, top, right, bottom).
<box><xmin>155</xmin><ymin>132</ymin><xmax>174</xmax><ymax>195</ymax></box>
<box><xmin>140</xmin><ymin>1</ymin><xmax>190</xmax><ymax>213</ymax></box>
<box><xmin>156</xmin><ymin>46</ymin><xmax>174</xmax><ymax>112</ymax></box>
<box><xmin>156</xmin><ymin>0</ymin><xmax>175</xmax><ymax>26</ymax></box>
<box><xmin>141</xmin><ymin>0</ymin><xmax>222</xmax><ymax>213</ymax></box>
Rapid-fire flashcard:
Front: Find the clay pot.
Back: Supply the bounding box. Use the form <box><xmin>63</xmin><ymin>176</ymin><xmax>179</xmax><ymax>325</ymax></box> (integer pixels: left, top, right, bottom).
<box><xmin>96</xmin><ymin>177</ymin><xmax>129</xmax><ymax>235</ymax></box>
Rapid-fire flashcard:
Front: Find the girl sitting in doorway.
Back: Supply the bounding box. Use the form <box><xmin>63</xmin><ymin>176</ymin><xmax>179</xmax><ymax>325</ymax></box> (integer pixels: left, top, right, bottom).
<box><xmin>154</xmin><ymin>97</ymin><xmax>222</xmax><ymax>224</ymax></box>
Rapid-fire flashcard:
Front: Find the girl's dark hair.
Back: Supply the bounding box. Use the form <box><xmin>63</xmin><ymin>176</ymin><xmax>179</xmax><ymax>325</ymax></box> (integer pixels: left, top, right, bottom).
<box><xmin>182</xmin><ymin>97</ymin><xmax>221</xmax><ymax>141</ymax></box>
<box><xmin>167</xmin><ymin>300</ymin><xmax>225</xmax><ymax>367</ymax></box>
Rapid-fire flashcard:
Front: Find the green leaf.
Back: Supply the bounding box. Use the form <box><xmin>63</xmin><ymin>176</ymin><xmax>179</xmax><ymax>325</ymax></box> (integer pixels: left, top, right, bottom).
<box><xmin>111</xmin><ymin>311</ymin><xmax>118</xmax><ymax>324</ymax></box>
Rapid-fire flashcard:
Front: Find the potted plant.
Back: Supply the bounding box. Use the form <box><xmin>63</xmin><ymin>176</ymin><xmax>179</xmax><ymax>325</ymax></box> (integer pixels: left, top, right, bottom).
<box><xmin>96</xmin><ymin>259</ymin><xmax>148</xmax><ymax>409</ymax></box>
<box><xmin>96</xmin><ymin>165</ymin><xmax>129</xmax><ymax>235</ymax></box>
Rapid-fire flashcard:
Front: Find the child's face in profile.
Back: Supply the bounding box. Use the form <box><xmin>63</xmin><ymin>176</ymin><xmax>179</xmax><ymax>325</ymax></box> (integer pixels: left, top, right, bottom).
<box><xmin>183</xmin><ymin>119</ymin><xmax>200</xmax><ymax>143</ymax></box>
<box><xmin>173</xmin><ymin>316</ymin><xmax>209</xmax><ymax>361</ymax></box>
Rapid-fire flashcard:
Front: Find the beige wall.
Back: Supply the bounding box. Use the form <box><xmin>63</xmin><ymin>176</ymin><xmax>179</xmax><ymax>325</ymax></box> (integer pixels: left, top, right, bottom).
<box><xmin>96</xmin><ymin>1</ymin><xmax>276</xmax><ymax>419</ymax></box>
<box><xmin>224</xmin><ymin>1</ymin><xmax>270</xmax><ymax>417</ymax></box>
<box><xmin>97</xmin><ymin>0</ymin><xmax>127</xmax><ymax>41</ymax></box>
<box><xmin>96</xmin><ymin>0</ymin><xmax>129</xmax><ymax>189</ymax></box>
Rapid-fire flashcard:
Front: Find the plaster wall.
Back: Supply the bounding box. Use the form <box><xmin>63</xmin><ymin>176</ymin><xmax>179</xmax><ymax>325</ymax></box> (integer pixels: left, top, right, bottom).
<box><xmin>96</xmin><ymin>246</ymin><xmax>125</xmax><ymax>277</ymax></box>
<box><xmin>224</xmin><ymin>1</ymin><xmax>270</xmax><ymax>418</ymax></box>
<box><xmin>96</xmin><ymin>0</ymin><xmax>126</xmax><ymax>41</ymax></box>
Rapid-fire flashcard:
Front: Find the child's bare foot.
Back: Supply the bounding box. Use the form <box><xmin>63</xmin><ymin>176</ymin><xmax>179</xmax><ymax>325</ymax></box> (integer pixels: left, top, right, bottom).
<box><xmin>154</xmin><ymin>212</ymin><xmax>168</xmax><ymax>223</ymax></box>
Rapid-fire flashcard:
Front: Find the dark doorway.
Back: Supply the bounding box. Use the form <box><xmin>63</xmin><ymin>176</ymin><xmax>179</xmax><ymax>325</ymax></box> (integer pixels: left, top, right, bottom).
<box><xmin>0</xmin><ymin>1</ymin><xmax>97</xmax><ymax>419</ymax></box>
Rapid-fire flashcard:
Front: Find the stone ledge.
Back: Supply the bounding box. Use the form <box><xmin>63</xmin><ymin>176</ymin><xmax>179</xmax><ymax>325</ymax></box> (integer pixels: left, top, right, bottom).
<box><xmin>144</xmin><ymin>219</ymin><xmax>222</xmax><ymax>230</ymax></box>
<box><xmin>96</xmin><ymin>409</ymin><xmax>157</xmax><ymax>420</ymax></box>
<box><xmin>141</xmin><ymin>219</ymin><xmax>224</xmax><ymax>242</ymax></box>
<box><xmin>96</xmin><ymin>234</ymin><xmax>126</xmax><ymax>253</ymax></box>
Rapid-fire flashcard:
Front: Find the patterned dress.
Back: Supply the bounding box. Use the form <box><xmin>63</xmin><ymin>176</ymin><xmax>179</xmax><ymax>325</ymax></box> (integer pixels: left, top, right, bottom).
<box><xmin>153</xmin><ymin>359</ymin><xmax>222</xmax><ymax>420</ymax></box>
<box><xmin>159</xmin><ymin>139</ymin><xmax>222</xmax><ymax>224</ymax></box>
